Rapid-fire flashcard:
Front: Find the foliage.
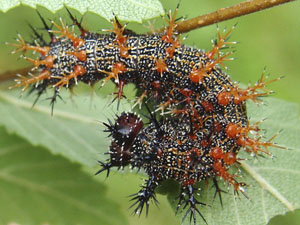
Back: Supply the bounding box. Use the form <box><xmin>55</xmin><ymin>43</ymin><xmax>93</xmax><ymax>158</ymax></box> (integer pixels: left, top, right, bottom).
<box><xmin>0</xmin><ymin>0</ymin><xmax>164</xmax><ymax>22</ymax></box>
<box><xmin>0</xmin><ymin>0</ymin><xmax>299</xmax><ymax>225</ymax></box>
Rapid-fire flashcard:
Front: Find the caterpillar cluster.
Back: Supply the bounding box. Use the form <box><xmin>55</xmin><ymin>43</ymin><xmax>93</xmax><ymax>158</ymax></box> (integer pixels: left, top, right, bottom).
<box><xmin>9</xmin><ymin>8</ymin><xmax>282</xmax><ymax>224</ymax></box>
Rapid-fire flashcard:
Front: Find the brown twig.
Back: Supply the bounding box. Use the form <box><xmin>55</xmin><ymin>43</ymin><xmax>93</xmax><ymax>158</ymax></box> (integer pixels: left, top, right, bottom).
<box><xmin>175</xmin><ymin>0</ymin><xmax>296</xmax><ymax>34</ymax></box>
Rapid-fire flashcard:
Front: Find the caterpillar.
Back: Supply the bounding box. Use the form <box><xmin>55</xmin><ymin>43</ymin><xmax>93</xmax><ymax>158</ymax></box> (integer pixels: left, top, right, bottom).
<box><xmin>8</xmin><ymin>7</ymin><xmax>282</xmax><ymax>225</ymax></box>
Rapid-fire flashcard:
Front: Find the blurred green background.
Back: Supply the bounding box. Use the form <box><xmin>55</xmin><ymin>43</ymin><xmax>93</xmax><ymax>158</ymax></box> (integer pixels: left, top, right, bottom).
<box><xmin>0</xmin><ymin>0</ymin><xmax>299</xmax><ymax>225</ymax></box>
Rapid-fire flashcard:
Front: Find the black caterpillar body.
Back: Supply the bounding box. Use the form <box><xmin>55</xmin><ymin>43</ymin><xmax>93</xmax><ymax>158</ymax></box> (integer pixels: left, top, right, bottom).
<box><xmin>9</xmin><ymin>9</ymin><xmax>279</xmax><ymax>224</ymax></box>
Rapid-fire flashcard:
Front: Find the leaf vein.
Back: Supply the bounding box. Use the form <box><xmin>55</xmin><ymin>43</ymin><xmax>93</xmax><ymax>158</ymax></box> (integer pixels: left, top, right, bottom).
<box><xmin>241</xmin><ymin>162</ymin><xmax>295</xmax><ymax>211</ymax></box>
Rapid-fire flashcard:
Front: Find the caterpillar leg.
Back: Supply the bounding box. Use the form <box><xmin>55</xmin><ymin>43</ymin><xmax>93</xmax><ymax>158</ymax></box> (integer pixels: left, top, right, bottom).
<box><xmin>47</xmin><ymin>87</ymin><xmax>63</xmax><ymax>115</ymax></box>
<box><xmin>129</xmin><ymin>175</ymin><xmax>159</xmax><ymax>216</ymax></box>
<box><xmin>212</xmin><ymin>177</ymin><xmax>226</xmax><ymax>207</ymax></box>
<box><xmin>176</xmin><ymin>185</ymin><xmax>207</xmax><ymax>225</ymax></box>
<box><xmin>94</xmin><ymin>160</ymin><xmax>113</xmax><ymax>177</ymax></box>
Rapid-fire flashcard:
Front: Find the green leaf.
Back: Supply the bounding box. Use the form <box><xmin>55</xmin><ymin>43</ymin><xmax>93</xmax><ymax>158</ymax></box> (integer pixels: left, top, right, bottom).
<box><xmin>0</xmin><ymin>88</ymin><xmax>132</xmax><ymax>166</ymax></box>
<box><xmin>1</xmin><ymin>92</ymin><xmax>299</xmax><ymax>225</ymax></box>
<box><xmin>0</xmin><ymin>127</ymin><xmax>128</xmax><ymax>225</ymax></box>
<box><xmin>0</xmin><ymin>0</ymin><xmax>164</xmax><ymax>22</ymax></box>
<box><xmin>171</xmin><ymin>98</ymin><xmax>300</xmax><ymax>225</ymax></box>
<box><xmin>1</xmin><ymin>1</ymin><xmax>299</xmax><ymax>224</ymax></box>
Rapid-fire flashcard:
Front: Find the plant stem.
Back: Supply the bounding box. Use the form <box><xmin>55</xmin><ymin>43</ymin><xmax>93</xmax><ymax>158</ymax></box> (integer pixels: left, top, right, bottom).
<box><xmin>175</xmin><ymin>0</ymin><xmax>296</xmax><ymax>34</ymax></box>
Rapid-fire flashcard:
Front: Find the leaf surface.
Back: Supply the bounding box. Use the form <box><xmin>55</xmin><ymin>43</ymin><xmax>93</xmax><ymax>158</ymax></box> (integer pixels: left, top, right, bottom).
<box><xmin>0</xmin><ymin>89</ymin><xmax>132</xmax><ymax>166</ymax></box>
<box><xmin>0</xmin><ymin>0</ymin><xmax>164</xmax><ymax>22</ymax></box>
<box><xmin>0</xmin><ymin>127</ymin><xmax>128</xmax><ymax>225</ymax></box>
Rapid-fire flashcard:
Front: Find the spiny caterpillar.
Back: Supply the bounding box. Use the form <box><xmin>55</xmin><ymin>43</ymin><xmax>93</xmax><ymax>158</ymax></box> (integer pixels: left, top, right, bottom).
<box><xmin>8</xmin><ymin>7</ymin><xmax>283</xmax><ymax>225</ymax></box>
